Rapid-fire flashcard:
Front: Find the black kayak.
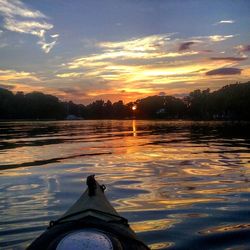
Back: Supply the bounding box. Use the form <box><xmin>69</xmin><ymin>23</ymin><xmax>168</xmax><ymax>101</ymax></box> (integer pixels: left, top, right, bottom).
<box><xmin>27</xmin><ymin>175</ymin><xmax>149</xmax><ymax>250</ymax></box>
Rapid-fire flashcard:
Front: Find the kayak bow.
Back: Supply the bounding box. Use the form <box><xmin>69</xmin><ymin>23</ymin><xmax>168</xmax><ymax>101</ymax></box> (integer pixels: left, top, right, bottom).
<box><xmin>27</xmin><ymin>175</ymin><xmax>149</xmax><ymax>250</ymax></box>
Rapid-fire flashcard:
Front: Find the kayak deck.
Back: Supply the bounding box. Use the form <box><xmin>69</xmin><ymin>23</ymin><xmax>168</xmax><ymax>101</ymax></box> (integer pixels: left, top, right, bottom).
<box><xmin>59</xmin><ymin>175</ymin><xmax>120</xmax><ymax>223</ymax></box>
<box><xmin>27</xmin><ymin>175</ymin><xmax>149</xmax><ymax>250</ymax></box>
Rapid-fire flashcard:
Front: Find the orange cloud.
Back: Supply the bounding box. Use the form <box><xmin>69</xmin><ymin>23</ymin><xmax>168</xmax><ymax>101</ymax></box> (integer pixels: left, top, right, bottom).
<box><xmin>48</xmin><ymin>33</ymin><xmax>248</xmax><ymax>103</ymax></box>
<box><xmin>0</xmin><ymin>69</ymin><xmax>39</xmax><ymax>81</ymax></box>
<box><xmin>2</xmin><ymin>33</ymin><xmax>245</xmax><ymax>104</ymax></box>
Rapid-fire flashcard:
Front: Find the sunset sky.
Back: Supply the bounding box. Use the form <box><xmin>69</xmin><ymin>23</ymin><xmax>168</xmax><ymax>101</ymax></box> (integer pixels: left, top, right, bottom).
<box><xmin>0</xmin><ymin>0</ymin><xmax>250</xmax><ymax>104</ymax></box>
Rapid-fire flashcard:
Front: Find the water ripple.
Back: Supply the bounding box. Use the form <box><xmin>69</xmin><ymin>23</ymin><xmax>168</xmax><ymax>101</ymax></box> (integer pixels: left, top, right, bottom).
<box><xmin>0</xmin><ymin>120</ymin><xmax>250</xmax><ymax>249</ymax></box>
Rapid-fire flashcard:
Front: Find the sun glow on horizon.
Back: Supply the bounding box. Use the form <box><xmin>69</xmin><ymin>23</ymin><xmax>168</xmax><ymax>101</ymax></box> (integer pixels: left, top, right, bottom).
<box><xmin>0</xmin><ymin>1</ymin><xmax>249</xmax><ymax>104</ymax></box>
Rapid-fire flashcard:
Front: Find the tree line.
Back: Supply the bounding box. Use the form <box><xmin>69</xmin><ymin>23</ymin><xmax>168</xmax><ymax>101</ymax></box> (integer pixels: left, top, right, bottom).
<box><xmin>0</xmin><ymin>81</ymin><xmax>250</xmax><ymax>120</ymax></box>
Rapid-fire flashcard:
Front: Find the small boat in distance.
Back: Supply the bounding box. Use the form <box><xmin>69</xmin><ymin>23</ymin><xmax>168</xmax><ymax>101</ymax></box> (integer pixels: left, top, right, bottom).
<box><xmin>27</xmin><ymin>175</ymin><xmax>149</xmax><ymax>250</ymax></box>
<box><xmin>66</xmin><ymin>114</ymin><xmax>83</xmax><ymax>120</ymax></box>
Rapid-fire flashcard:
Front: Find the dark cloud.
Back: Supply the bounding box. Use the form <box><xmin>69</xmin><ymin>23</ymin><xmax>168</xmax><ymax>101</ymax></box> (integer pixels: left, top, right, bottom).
<box><xmin>210</xmin><ymin>57</ymin><xmax>247</xmax><ymax>61</ymax></box>
<box><xmin>0</xmin><ymin>84</ymin><xmax>15</xmax><ymax>90</ymax></box>
<box><xmin>206</xmin><ymin>67</ymin><xmax>242</xmax><ymax>76</ymax></box>
<box><xmin>158</xmin><ymin>92</ymin><xmax>166</xmax><ymax>96</ymax></box>
<box><xmin>238</xmin><ymin>45</ymin><xmax>250</xmax><ymax>52</ymax></box>
<box><xmin>59</xmin><ymin>88</ymin><xmax>87</xmax><ymax>96</ymax></box>
<box><xmin>201</xmin><ymin>50</ymin><xmax>213</xmax><ymax>53</ymax></box>
<box><xmin>178</xmin><ymin>42</ymin><xmax>195</xmax><ymax>51</ymax></box>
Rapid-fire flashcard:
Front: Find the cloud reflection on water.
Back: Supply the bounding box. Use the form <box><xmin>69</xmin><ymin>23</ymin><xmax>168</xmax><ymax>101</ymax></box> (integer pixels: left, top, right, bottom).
<box><xmin>0</xmin><ymin>120</ymin><xmax>250</xmax><ymax>249</ymax></box>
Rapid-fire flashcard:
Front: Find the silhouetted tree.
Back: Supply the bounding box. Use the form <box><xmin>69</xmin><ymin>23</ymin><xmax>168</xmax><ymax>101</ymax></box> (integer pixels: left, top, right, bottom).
<box><xmin>113</xmin><ymin>100</ymin><xmax>126</xmax><ymax>118</ymax></box>
<box><xmin>86</xmin><ymin>100</ymin><xmax>105</xmax><ymax>118</ymax></box>
<box><xmin>103</xmin><ymin>100</ymin><xmax>113</xmax><ymax>118</ymax></box>
<box><xmin>0</xmin><ymin>88</ymin><xmax>15</xmax><ymax>119</ymax></box>
<box><xmin>185</xmin><ymin>88</ymin><xmax>211</xmax><ymax>119</ymax></box>
<box><xmin>164</xmin><ymin>96</ymin><xmax>187</xmax><ymax>118</ymax></box>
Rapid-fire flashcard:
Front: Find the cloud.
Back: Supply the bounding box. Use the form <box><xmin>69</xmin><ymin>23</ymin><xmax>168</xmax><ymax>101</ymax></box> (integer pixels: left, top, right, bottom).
<box><xmin>65</xmin><ymin>56</ymin><xmax>233</xmax><ymax>88</ymax></box>
<box><xmin>4</xmin><ymin>19</ymin><xmax>53</xmax><ymax>37</ymax></box>
<box><xmin>65</xmin><ymin>34</ymin><xmax>237</xmax><ymax>71</ymax></box>
<box><xmin>0</xmin><ymin>42</ymin><xmax>7</xmax><ymax>48</ymax></box>
<box><xmin>0</xmin><ymin>83</ymin><xmax>15</xmax><ymax>90</ymax></box>
<box><xmin>158</xmin><ymin>92</ymin><xmax>166</xmax><ymax>96</ymax></box>
<box><xmin>191</xmin><ymin>34</ymin><xmax>235</xmax><ymax>43</ymax></box>
<box><xmin>50</xmin><ymin>34</ymin><xmax>59</xmax><ymax>38</ymax></box>
<box><xmin>59</xmin><ymin>87</ymin><xmax>86</xmax><ymax>96</ymax></box>
<box><xmin>209</xmin><ymin>35</ymin><xmax>235</xmax><ymax>42</ymax></box>
<box><xmin>0</xmin><ymin>69</ymin><xmax>39</xmax><ymax>81</ymax></box>
<box><xmin>98</xmin><ymin>34</ymin><xmax>173</xmax><ymax>51</ymax></box>
<box><xmin>210</xmin><ymin>57</ymin><xmax>247</xmax><ymax>62</ymax></box>
<box><xmin>0</xmin><ymin>0</ymin><xmax>58</xmax><ymax>53</ymax></box>
<box><xmin>201</xmin><ymin>50</ymin><xmax>213</xmax><ymax>53</ymax></box>
<box><xmin>178</xmin><ymin>42</ymin><xmax>195</xmax><ymax>51</ymax></box>
<box><xmin>0</xmin><ymin>0</ymin><xmax>46</xmax><ymax>18</ymax></box>
<box><xmin>214</xmin><ymin>20</ymin><xmax>235</xmax><ymax>25</ymax></box>
<box><xmin>236</xmin><ymin>45</ymin><xmax>250</xmax><ymax>53</ymax></box>
<box><xmin>66</xmin><ymin>34</ymin><xmax>200</xmax><ymax>70</ymax></box>
<box><xmin>0</xmin><ymin>81</ymin><xmax>62</xmax><ymax>97</ymax></box>
<box><xmin>38</xmin><ymin>38</ymin><xmax>57</xmax><ymax>53</ymax></box>
<box><xmin>56</xmin><ymin>72</ymin><xmax>83</xmax><ymax>78</ymax></box>
<box><xmin>55</xmin><ymin>33</ymin><xmax>247</xmax><ymax>103</ymax></box>
<box><xmin>206</xmin><ymin>67</ymin><xmax>242</xmax><ymax>76</ymax></box>
<box><xmin>68</xmin><ymin>51</ymin><xmax>198</xmax><ymax>69</ymax></box>
<box><xmin>60</xmin><ymin>87</ymin><xmax>81</xmax><ymax>95</ymax></box>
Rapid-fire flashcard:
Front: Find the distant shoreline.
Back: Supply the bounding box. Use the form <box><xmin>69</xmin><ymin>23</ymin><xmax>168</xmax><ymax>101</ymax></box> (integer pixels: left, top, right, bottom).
<box><xmin>1</xmin><ymin>118</ymin><xmax>250</xmax><ymax>122</ymax></box>
<box><xmin>1</xmin><ymin>81</ymin><xmax>250</xmax><ymax>121</ymax></box>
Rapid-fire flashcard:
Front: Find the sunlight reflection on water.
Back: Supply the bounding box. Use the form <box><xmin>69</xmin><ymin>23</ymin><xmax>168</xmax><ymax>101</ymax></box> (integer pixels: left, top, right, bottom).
<box><xmin>0</xmin><ymin>120</ymin><xmax>250</xmax><ymax>249</ymax></box>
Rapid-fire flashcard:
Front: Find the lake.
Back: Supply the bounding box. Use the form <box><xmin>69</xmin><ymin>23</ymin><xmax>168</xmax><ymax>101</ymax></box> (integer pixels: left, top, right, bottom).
<box><xmin>0</xmin><ymin>120</ymin><xmax>250</xmax><ymax>250</ymax></box>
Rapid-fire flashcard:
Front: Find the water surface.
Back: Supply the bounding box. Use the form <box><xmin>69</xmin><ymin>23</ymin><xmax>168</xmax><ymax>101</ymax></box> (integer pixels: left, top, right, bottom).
<box><xmin>0</xmin><ymin>120</ymin><xmax>250</xmax><ymax>249</ymax></box>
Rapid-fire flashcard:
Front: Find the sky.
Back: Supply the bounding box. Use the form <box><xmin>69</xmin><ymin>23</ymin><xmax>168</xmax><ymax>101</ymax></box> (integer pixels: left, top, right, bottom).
<box><xmin>0</xmin><ymin>0</ymin><xmax>250</xmax><ymax>104</ymax></box>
